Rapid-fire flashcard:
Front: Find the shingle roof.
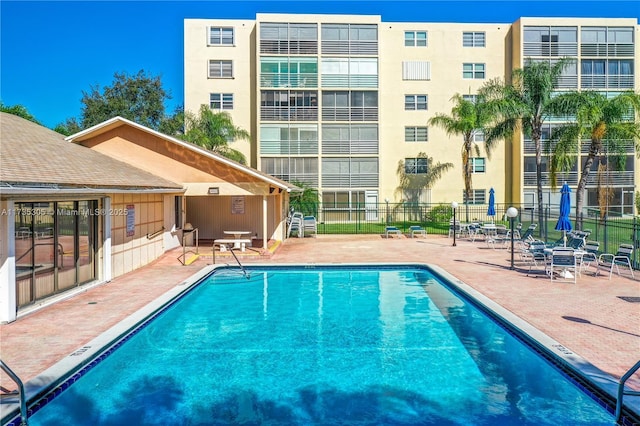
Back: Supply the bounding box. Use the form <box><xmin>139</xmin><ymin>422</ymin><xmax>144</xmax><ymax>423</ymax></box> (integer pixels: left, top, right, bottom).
<box><xmin>0</xmin><ymin>113</ymin><xmax>182</xmax><ymax>190</ymax></box>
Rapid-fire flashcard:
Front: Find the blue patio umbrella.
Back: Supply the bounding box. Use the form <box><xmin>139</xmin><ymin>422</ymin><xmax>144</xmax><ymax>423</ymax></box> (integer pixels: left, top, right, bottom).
<box><xmin>487</xmin><ymin>187</ymin><xmax>496</xmax><ymax>222</ymax></box>
<box><xmin>555</xmin><ymin>182</ymin><xmax>573</xmax><ymax>247</ymax></box>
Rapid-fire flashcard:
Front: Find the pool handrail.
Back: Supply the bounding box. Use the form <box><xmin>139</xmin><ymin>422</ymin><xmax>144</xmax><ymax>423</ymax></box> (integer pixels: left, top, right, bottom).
<box><xmin>1</xmin><ymin>359</ymin><xmax>28</xmax><ymax>425</ymax></box>
<box><xmin>616</xmin><ymin>359</ymin><xmax>640</xmax><ymax>423</ymax></box>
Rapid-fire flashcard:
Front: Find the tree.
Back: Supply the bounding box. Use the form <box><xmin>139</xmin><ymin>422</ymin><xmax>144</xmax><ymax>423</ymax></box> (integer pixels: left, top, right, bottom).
<box><xmin>395</xmin><ymin>153</ymin><xmax>454</xmax><ymax>220</ymax></box>
<box><xmin>0</xmin><ymin>102</ymin><xmax>41</xmax><ymax>124</ymax></box>
<box><xmin>79</xmin><ymin>70</ymin><xmax>170</xmax><ymax>129</ymax></box>
<box><xmin>182</xmin><ymin>105</ymin><xmax>250</xmax><ymax>164</ymax></box>
<box><xmin>158</xmin><ymin>105</ymin><xmax>185</xmax><ymax>137</ymax></box>
<box><xmin>480</xmin><ymin>58</ymin><xmax>574</xmax><ymax>232</ymax></box>
<box><xmin>547</xmin><ymin>90</ymin><xmax>640</xmax><ymax>227</ymax></box>
<box><xmin>428</xmin><ymin>94</ymin><xmax>495</xmax><ymax>222</ymax></box>
<box><xmin>53</xmin><ymin>117</ymin><xmax>82</xmax><ymax>136</ymax></box>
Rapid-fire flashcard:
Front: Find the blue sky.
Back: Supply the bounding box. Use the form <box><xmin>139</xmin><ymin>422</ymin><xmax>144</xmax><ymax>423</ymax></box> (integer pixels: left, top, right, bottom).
<box><xmin>1</xmin><ymin>0</ymin><xmax>639</xmax><ymax>128</ymax></box>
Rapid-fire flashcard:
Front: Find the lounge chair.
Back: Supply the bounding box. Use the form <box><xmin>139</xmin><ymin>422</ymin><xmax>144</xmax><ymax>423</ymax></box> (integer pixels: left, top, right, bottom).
<box><xmin>549</xmin><ymin>247</ymin><xmax>577</xmax><ymax>283</ymax></box>
<box><xmin>287</xmin><ymin>212</ymin><xmax>304</xmax><ymax>238</ymax></box>
<box><xmin>579</xmin><ymin>241</ymin><xmax>600</xmax><ymax>272</ymax></box>
<box><xmin>596</xmin><ymin>243</ymin><xmax>635</xmax><ymax>279</ymax></box>
<box><xmin>385</xmin><ymin>226</ymin><xmax>402</xmax><ymax>238</ymax></box>
<box><xmin>522</xmin><ymin>240</ymin><xmax>548</xmax><ymax>276</ymax></box>
<box><xmin>408</xmin><ymin>225</ymin><xmax>427</xmax><ymax>238</ymax></box>
<box><xmin>303</xmin><ymin>216</ymin><xmax>317</xmax><ymax>238</ymax></box>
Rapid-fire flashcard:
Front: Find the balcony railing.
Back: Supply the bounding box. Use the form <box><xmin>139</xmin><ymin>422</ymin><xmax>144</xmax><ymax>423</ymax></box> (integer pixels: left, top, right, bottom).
<box><xmin>322</xmin><ymin>139</ymin><xmax>379</xmax><ymax>154</ymax></box>
<box><xmin>523</xmin><ymin>42</ymin><xmax>578</xmax><ymax>57</ymax></box>
<box><xmin>260</xmin><ymin>40</ymin><xmax>318</xmax><ymax>55</ymax></box>
<box><xmin>581</xmin><ymin>43</ymin><xmax>635</xmax><ymax>57</ymax></box>
<box><xmin>322</xmin><ymin>107</ymin><xmax>378</xmax><ymax>122</ymax></box>
<box><xmin>260</xmin><ymin>73</ymin><xmax>318</xmax><ymax>88</ymax></box>
<box><xmin>581</xmin><ymin>75</ymin><xmax>634</xmax><ymax>89</ymax></box>
<box><xmin>321</xmin><ymin>74</ymin><xmax>378</xmax><ymax>88</ymax></box>
<box><xmin>260</xmin><ymin>140</ymin><xmax>319</xmax><ymax>155</ymax></box>
<box><xmin>322</xmin><ymin>173</ymin><xmax>379</xmax><ymax>187</ymax></box>
<box><xmin>321</xmin><ymin>40</ymin><xmax>378</xmax><ymax>55</ymax></box>
<box><xmin>260</xmin><ymin>106</ymin><xmax>318</xmax><ymax>121</ymax></box>
<box><xmin>523</xmin><ymin>170</ymin><xmax>634</xmax><ymax>187</ymax></box>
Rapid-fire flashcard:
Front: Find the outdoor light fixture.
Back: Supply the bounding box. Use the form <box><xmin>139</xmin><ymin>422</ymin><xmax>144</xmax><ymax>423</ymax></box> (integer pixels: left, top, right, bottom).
<box><xmin>506</xmin><ymin>206</ymin><xmax>519</xmax><ymax>270</ymax></box>
<box><xmin>208</xmin><ymin>187</ymin><xmax>220</xmax><ymax>195</ymax></box>
<box><xmin>451</xmin><ymin>201</ymin><xmax>459</xmax><ymax>247</ymax></box>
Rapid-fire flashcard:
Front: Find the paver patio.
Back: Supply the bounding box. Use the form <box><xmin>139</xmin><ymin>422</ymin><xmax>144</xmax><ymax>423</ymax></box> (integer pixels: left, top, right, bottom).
<box><xmin>1</xmin><ymin>234</ymin><xmax>639</xmax><ymax>407</ymax></box>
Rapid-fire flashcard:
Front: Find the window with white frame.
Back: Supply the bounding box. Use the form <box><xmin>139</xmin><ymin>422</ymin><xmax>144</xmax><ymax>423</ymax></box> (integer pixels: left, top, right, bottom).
<box><xmin>405</xmin><ymin>31</ymin><xmax>428</xmax><ymax>47</ymax></box>
<box><xmin>463</xmin><ymin>63</ymin><xmax>485</xmax><ymax>79</ymax></box>
<box><xmin>463</xmin><ymin>189</ymin><xmax>486</xmax><ymax>204</ymax></box>
<box><xmin>208</xmin><ymin>60</ymin><xmax>233</xmax><ymax>78</ymax></box>
<box><xmin>471</xmin><ymin>158</ymin><xmax>486</xmax><ymax>173</ymax></box>
<box><xmin>209</xmin><ymin>27</ymin><xmax>234</xmax><ymax>45</ymax></box>
<box><xmin>404</xmin><ymin>95</ymin><xmax>428</xmax><ymax>110</ymax></box>
<box><xmin>210</xmin><ymin>93</ymin><xmax>233</xmax><ymax>110</ymax></box>
<box><xmin>405</xmin><ymin>126</ymin><xmax>428</xmax><ymax>142</ymax></box>
<box><xmin>405</xmin><ymin>158</ymin><xmax>428</xmax><ymax>174</ymax></box>
<box><xmin>463</xmin><ymin>32</ymin><xmax>486</xmax><ymax>47</ymax></box>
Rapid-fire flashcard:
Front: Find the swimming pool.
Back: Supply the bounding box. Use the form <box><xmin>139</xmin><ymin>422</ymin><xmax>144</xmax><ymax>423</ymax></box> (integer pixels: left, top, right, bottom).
<box><xmin>3</xmin><ymin>264</ymin><xmax>631</xmax><ymax>425</ymax></box>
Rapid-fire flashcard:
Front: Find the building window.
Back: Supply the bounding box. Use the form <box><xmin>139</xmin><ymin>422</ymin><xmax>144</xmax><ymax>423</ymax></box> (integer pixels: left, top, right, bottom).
<box><xmin>208</xmin><ymin>60</ymin><xmax>233</xmax><ymax>78</ymax></box>
<box><xmin>463</xmin><ymin>63</ymin><xmax>485</xmax><ymax>79</ymax></box>
<box><xmin>405</xmin><ymin>31</ymin><xmax>428</xmax><ymax>47</ymax></box>
<box><xmin>210</xmin><ymin>93</ymin><xmax>233</xmax><ymax>110</ymax></box>
<box><xmin>209</xmin><ymin>27</ymin><xmax>234</xmax><ymax>45</ymax></box>
<box><xmin>471</xmin><ymin>158</ymin><xmax>486</xmax><ymax>173</ymax></box>
<box><xmin>463</xmin><ymin>189</ymin><xmax>486</xmax><ymax>204</ymax></box>
<box><xmin>405</xmin><ymin>126</ymin><xmax>428</xmax><ymax>142</ymax></box>
<box><xmin>405</xmin><ymin>158</ymin><xmax>428</xmax><ymax>174</ymax></box>
<box><xmin>404</xmin><ymin>95</ymin><xmax>428</xmax><ymax>110</ymax></box>
<box><xmin>463</xmin><ymin>31</ymin><xmax>486</xmax><ymax>47</ymax></box>
<box><xmin>174</xmin><ymin>196</ymin><xmax>183</xmax><ymax>228</ymax></box>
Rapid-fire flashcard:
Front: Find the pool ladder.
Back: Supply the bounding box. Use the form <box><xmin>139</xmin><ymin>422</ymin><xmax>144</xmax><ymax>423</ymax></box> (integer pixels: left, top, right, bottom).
<box><xmin>1</xmin><ymin>359</ymin><xmax>28</xmax><ymax>425</ymax></box>
<box><xmin>615</xmin><ymin>359</ymin><xmax>640</xmax><ymax>424</ymax></box>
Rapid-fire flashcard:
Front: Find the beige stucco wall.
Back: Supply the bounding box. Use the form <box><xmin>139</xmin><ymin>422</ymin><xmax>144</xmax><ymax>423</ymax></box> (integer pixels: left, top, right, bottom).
<box><xmin>109</xmin><ymin>192</ymin><xmax>166</xmax><ymax>278</ymax></box>
<box><xmin>184</xmin><ymin>19</ymin><xmax>257</xmax><ymax>167</ymax></box>
<box><xmin>378</xmin><ymin>21</ymin><xmax>511</xmax><ymax>206</ymax></box>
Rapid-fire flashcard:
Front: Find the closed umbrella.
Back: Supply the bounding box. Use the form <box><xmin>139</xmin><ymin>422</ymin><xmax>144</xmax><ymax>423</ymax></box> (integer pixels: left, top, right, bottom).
<box><xmin>555</xmin><ymin>182</ymin><xmax>573</xmax><ymax>247</ymax></box>
<box><xmin>487</xmin><ymin>187</ymin><xmax>496</xmax><ymax>223</ymax></box>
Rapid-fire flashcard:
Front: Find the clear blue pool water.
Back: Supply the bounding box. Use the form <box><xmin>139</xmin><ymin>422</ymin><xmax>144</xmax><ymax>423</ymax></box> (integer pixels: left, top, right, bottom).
<box><xmin>25</xmin><ymin>266</ymin><xmax>615</xmax><ymax>425</ymax></box>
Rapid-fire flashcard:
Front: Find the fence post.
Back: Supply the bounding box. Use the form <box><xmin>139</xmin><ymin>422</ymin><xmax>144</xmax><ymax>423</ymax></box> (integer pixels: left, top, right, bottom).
<box><xmin>603</xmin><ymin>213</ymin><xmax>609</xmax><ymax>253</ymax></box>
<box><xmin>634</xmin><ymin>216</ymin><xmax>639</xmax><ymax>269</ymax></box>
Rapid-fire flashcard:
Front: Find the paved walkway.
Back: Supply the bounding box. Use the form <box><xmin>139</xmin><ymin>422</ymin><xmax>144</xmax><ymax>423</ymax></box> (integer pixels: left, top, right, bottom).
<box><xmin>2</xmin><ymin>234</ymin><xmax>639</xmax><ymax>394</ymax></box>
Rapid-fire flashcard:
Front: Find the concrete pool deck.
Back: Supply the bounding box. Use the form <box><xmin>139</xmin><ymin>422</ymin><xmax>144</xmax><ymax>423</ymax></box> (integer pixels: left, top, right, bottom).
<box><xmin>1</xmin><ymin>234</ymin><xmax>639</xmax><ymax>408</ymax></box>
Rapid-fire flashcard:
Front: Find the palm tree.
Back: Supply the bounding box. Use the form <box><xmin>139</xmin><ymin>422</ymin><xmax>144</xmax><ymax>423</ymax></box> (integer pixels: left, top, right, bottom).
<box><xmin>480</xmin><ymin>58</ymin><xmax>575</xmax><ymax>231</ymax></box>
<box><xmin>547</xmin><ymin>90</ymin><xmax>640</xmax><ymax>227</ymax></box>
<box><xmin>183</xmin><ymin>105</ymin><xmax>250</xmax><ymax>164</ymax></box>
<box><xmin>395</xmin><ymin>153</ymin><xmax>453</xmax><ymax>220</ymax></box>
<box><xmin>428</xmin><ymin>94</ymin><xmax>495</xmax><ymax>221</ymax></box>
<box><xmin>289</xmin><ymin>180</ymin><xmax>320</xmax><ymax>217</ymax></box>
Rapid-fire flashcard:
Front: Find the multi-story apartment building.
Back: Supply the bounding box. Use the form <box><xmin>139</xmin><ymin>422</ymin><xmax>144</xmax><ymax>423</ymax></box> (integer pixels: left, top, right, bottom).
<box><xmin>184</xmin><ymin>14</ymin><xmax>639</xmax><ymax>218</ymax></box>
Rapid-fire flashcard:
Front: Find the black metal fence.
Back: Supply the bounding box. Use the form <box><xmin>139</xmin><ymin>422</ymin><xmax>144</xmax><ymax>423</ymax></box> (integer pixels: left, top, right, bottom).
<box><xmin>299</xmin><ymin>202</ymin><xmax>640</xmax><ymax>268</ymax></box>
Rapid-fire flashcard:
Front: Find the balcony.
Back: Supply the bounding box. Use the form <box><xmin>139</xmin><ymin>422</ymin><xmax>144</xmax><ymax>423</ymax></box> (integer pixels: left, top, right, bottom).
<box><xmin>580</xmin><ymin>43</ymin><xmax>635</xmax><ymax>57</ymax></box>
<box><xmin>260</xmin><ymin>73</ymin><xmax>318</xmax><ymax>89</ymax></box>
<box><xmin>260</xmin><ymin>106</ymin><xmax>318</xmax><ymax>121</ymax></box>
<box><xmin>523</xmin><ymin>42</ymin><xmax>578</xmax><ymax>57</ymax></box>
<box><xmin>322</xmin><ymin>173</ymin><xmax>379</xmax><ymax>187</ymax></box>
<box><xmin>321</xmin><ymin>74</ymin><xmax>378</xmax><ymax>88</ymax></box>
<box><xmin>322</xmin><ymin>107</ymin><xmax>378</xmax><ymax>122</ymax></box>
<box><xmin>321</xmin><ymin>40</ymin><xmax>378</xmax><ymax>55</ymax></box>
<box><xmin>581</xmin><ymin>75</ymin><xmax>634</xmax><ymax>89</ymax></box>
<box><xmin>523</xmin><ymin>170</ymin><xmax>634</xmax><ymax>187</ymax></box>
<box><xmin>260</xmin><ymin>40</ymin><xmax>318</xmax><ymax>55</ymax></box>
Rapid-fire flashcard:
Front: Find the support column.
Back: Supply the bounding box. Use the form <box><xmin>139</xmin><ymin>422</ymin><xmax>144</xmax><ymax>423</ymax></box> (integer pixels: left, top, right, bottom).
<box><xmin>103</xmin><ymin>197</ymin><xmax>112</xmax><ymax>282</ymax></box>
<box><xmin>0</xmin><ymin>200</ymin><xmax>17</xmax><ymax>323</ymax></box>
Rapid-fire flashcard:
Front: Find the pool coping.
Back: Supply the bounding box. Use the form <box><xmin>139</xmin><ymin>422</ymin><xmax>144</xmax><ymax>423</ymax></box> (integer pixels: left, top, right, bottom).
<box><xmin>2</xmin><ymin>262</ymin><xmax>638</xmax><ymax>425</ymax></box>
